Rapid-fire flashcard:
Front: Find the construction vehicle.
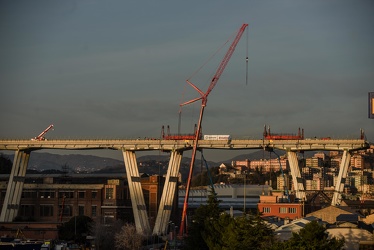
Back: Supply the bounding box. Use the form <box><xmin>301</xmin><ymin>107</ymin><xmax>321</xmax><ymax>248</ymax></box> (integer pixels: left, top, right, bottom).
<box><xmin>179</xmin><ymin>23</ymin><xmax>249</xmax><ymax>236</ymax></box>
<box><xmin>15</xmin><ymin>228</ymin><xmax>26</xmax><ymax>240</ymax></box>
<box><xmin>203</xmin><ymin>135</ymin><xmax>231</xmax><ymax>141</ymax></box>
<box><xmin>31</xmin><ymin>124</ymin><xmax>54</xmax><ymax>141</ymax></box>
<box><xmin>263</xmin><ymin>124</ymin><xmax>304</xmax><ymax>140</ymax></box>
<box><xmin>161</xmin><ymin>125</ymin><xmax>201</xmax><ymax>140</ymax></box>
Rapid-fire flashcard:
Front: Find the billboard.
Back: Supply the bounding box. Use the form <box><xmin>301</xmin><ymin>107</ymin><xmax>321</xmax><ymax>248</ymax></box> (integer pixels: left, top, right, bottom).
<box><xmin>369</xmin><ymin>92</ymin><xmax>374</xmax><ymax>119</ymax></box>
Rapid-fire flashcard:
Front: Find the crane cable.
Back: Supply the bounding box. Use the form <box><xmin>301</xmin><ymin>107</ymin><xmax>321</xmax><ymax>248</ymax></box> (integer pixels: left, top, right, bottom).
<box><xmin>187</xmin><ymin>32</ymin><xmax>236</xmax><ymax>81</ymax></box>
<box><xmin>179</xmin><ymin>30</ymin><xmax>236</xmax><ymax>135</ymax></box>
<box><xmin>201</xmin><ymin>151</ymin><xmax>216</xmax><ymax>194</ymax></box>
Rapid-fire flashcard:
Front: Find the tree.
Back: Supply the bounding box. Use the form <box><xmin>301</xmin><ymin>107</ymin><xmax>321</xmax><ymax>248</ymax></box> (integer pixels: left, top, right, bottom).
<box><xmin>185</xmin><ymin>189</ymin><xmax>276</xmax><ymax>250</ymax></box>
<box><xmin>191</xmin><ymin>166</ymin><xmax>225</xmax><ymax>187</ymax></box>
<box><xmin>184</xmin><ymin>189</ymin><xmax>223</xmax><ymax>250</ymax></box>
<box><xmin>90</xmin><ymin>218</ymin><xmax>123</xmax><ymax>250</ymax></box>
<box><xmin>203</xmin><ymin>212</ymin><xmax>231</xmax><ymax>250</ymax></box>
<box><xmin>114</xmin><ymin>223</ymin><xmax>144</xmax><ymax>250</ymax></box>
<box><xmin>275</xmin><ymin>220</ymin><xmax>345</xmax><ymax>250</ymax></box>
<box><xmin>221</xmin><ymin>214</ymin><xmax>276</xmax><ymax>250</ymax></box>
<box><xmin>58</xmin><ymin>215</ymin><xmax>93</xmax><ymax>243</ymax></box>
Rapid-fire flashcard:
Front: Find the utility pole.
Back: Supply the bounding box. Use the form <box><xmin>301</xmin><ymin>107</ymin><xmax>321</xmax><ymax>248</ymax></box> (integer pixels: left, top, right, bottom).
<box><xmin>244</xmin><ymin>171</ymin><xmax>246</xmax><ymax>214</ymax></box>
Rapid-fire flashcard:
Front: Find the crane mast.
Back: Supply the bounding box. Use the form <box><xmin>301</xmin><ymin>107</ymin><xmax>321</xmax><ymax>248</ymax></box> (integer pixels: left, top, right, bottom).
<box><xmin>179</xmin><ymin>23</ymin><xmax>248</xmax><ymax>236</ymax></box>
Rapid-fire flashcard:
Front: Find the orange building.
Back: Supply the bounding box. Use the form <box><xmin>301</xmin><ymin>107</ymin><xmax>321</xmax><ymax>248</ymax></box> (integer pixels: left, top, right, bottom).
<box><xmin>257</xmin><ymin>193</ymin><xmax>304</xmax><ymax>220</ymax></box>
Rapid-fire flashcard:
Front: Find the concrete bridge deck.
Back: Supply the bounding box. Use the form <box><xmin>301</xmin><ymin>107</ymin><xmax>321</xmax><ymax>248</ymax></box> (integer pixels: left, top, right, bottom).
<box><xmin>0</xmin><ymin>138</ymin><xmax>369</xmax><ymax>152</ymax></box>
<box><xmin>0</xmin><ymin>138</ymin><xmax>370</xmax><ymax>235</ymax></box>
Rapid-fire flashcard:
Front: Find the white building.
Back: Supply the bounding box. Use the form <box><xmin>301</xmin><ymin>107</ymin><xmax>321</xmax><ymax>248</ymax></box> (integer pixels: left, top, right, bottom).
<box><xmin>178</xmin><ymin>184</ymin><xmax>271</xmax><ymax>210</ymax></box>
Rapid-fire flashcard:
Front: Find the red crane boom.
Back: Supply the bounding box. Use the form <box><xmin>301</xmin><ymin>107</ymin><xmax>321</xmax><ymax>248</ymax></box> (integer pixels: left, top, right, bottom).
<box><xmin>179</xmin><ymin>23</ymin><xmax>248</xmax><ymax>236</ymax></box>
<box><xmin>32</xmin><ymin>124</ymin><xmax>54</xmax><ymax>141</ymax></box>
<box><xmin>180</xmin><ymin>24</ymin><xmax>249</xmax><ymax>107</ymax></box>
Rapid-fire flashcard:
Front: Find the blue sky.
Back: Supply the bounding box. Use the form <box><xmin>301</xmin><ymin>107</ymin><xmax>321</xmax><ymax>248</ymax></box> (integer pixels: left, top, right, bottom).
<box><xmin>1</xmin><ymin>0</ymin><xmax>373</xmax><ymax>161</ymax></box>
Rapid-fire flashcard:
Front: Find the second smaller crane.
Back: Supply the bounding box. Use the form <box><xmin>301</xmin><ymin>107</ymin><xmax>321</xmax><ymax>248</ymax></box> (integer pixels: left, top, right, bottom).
<box><xmin>31</xmin><ymin>124</ymin><xmax>54</xmax><ymax>141</ymax></box>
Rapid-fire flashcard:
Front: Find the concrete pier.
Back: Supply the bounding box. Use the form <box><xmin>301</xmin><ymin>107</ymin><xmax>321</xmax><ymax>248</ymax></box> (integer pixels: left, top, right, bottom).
<box><xmin>0</xmin><ymin>138</ymin><xmax>369</xmax><ymax>233</ymax></box>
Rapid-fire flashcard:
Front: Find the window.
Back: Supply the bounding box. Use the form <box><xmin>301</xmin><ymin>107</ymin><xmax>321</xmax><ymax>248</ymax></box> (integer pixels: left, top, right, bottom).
<box><xmin>60</xmin><ymin>205</ymin><xmax>73</xmax><ymax>217</ymax></box>
<box><xmin>78</xmin><ymin>191</ymin><xmax>85</xmax><ymax>199</ymax></box>
<box><xmin>104</xmin><ymin>213</ymin><xmax>114</xmax><ymax>224</ymax></box>
<box><xmin>22</xmin><ymin>191</ymin><xmax>37</xmax><ymax>199</ymax></box>
<box><xmin>40</xmin><ymin>205</ymin><xmax>54</xmax><ymax>217</ymax></box>
<box><xmin>59</xmin><ymin>191</ymin><xmax>74</xmax><ymax>199</ymax></box>
<box><xmin>92</xmin><ymin>191</ymin><xmax>98</xmax><ymax>199</ymax></box>
<box><xmin>106</xmin><ymin>188</ymin><xmax>114</xmax><ymax>199</ymax></box>
<box><xmin>91</xmin><ymin>206</ymin><xmax>97</xmax><ymax>217</ymax></box>
<box><xmin>39</xmin><ymin>190</ymin><xmax>55</xmax><ymax>198</ymax></box>
<box><xmin>289</xmin><ymin>207</ymin><xmax>297</xmax><ymax>214</ymax></box>
<box><xmin>79</xmin><ymin>205</ymin><xmax>84</xmax><ymax>216</ymax></box>
<box><xmin>19</xmin><ymin>205</ymin><xmax>35</xmax><ymax>217</ymax></box>
<box><xmin>279</xmin><ymin>207</ymin><xmax>287</xmax><ymax>213</ymax></box>
<box><xmin>263</xmin><ymin>207</ymin><xmax>271</xmax><ymax>213</ymax></box>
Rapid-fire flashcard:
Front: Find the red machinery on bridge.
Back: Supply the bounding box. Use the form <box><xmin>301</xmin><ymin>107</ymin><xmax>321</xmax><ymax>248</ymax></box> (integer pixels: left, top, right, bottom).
<box><xmin>179</xmin><ymin>24</ymin><xmax>249</xmax><ymax>236</ymax></box>
<box><xmin>263</xmin><ymin>125</ymin><xmax>304</xmax><ymax>140</ymax></box>
<box><xmin>161</xmin><ymin>125</ymin><xmax>202</xmax><ymax>140</ymax></box>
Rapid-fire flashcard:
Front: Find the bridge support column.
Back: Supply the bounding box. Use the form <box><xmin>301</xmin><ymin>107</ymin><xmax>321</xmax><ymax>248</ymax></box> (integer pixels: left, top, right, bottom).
<box><xmin>0</xmin><ymin>150</ymin><xmax>30</xmax><ymax>222</ymax></box>
<box><xmin>287</xmin><ymin>151</ymin><xmax>306</xmax><ymax>201</ymax></box>
<box><xmin>331</xmin><ymin>150</ymin><xmax>351</xmax><ymax>206</ymax></box>
<box><xmin>153</xmin><ymin>150</ymin><xmax>183</xmax><ymax>235</ymax></box>
<box><xmin>122</xmin><ymin>150</ymin><xmax>151</xmax><ymax>234</ymax></box>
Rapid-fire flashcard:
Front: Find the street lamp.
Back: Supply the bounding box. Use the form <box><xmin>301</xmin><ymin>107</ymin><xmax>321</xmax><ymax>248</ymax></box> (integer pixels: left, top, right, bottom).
<box><xmin>168</xmin><ymin>221</ymin><xmax>177</xmax><ymax>250</ymax></box>
<box><xmin>173</xmin><ymin>225</ymin><xmax>178</xmax><ymax>250</ymax></box>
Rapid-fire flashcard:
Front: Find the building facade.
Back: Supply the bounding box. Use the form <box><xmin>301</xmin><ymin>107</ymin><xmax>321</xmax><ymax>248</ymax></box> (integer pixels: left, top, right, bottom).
<box><xmin>257</xmin><ymin>194</ymin><xmax>304</xmax><ymax>220</ymax></box>
<box><xmin>0</xmin><ymin>173</ymin><xmax>176</xmax><ymax>239</ymax></box>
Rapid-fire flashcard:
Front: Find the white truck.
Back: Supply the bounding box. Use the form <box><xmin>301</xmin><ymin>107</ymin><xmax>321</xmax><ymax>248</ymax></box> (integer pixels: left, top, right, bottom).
<box><xmin>203</xmin><ymin>135</ymin><xmax>232</xmax><ymax>141</ymax></box>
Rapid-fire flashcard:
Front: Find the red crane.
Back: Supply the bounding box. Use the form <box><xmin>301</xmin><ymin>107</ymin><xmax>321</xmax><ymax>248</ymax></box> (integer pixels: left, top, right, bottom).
<box><xmin>179</xmin><ymin>23</ymin><xmax>248</xmax><ymax>236</ymax></box>
<box><xmin>31</xmin><ymin>124</ymin><xmax>54</xmax><ymax>141</ymax></box>
<box><xmin>263</xmin><ymin>125</ymin><xmax>304</xmax><ymax>140</ymax></box>
<box><xmin>59</xmin><ymin>195</ymin><xmax>66</xmax><ymax>222</ymax></box>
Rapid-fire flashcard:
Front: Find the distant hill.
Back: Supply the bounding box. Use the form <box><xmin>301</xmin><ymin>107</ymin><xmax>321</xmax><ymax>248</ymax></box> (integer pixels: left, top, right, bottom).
<box><xmin>229</xmin><ymin>149</ymin><xmax>316</xmax><ymax>162</ymax></box>
<box><xmin>1</xmin><ymin>152</ymin><xmax>123</xmax><ymax>172</ymax></box>
<box><xmin>1</xmin><ymin>149</ymin><xmax>317</xmax><ymax>174</ymax></box>
<box><xmin>0</xmin><ymin>151</ymin><xmax>219</xmax><ymax>174</ymax></box>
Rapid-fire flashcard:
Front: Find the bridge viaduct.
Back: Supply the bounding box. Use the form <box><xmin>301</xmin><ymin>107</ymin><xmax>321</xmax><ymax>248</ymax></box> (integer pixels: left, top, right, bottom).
<box><xmin>0</xmin><ymin>138</ymin><xmax>369</xmax><ymax>235</ymax></box>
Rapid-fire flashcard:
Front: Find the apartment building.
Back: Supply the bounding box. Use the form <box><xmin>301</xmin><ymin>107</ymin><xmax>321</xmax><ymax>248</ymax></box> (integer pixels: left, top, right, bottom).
<box><xmin>351</xmin><ymin>154</ymin><xmax>364</xmax><ymax>169</ymax></box>
<box><xmin>276</xmin><ymin>174</ymin><xmax>291</xmax><ymax>191</ymax></box>
<box><xmin>306</xmin><ymin>157</ymin><xmax>324</xmax><ymax>168</ymax></box>
<box><xmin>233</xmin><ymin>158</ymin><xmax>288</xmax><ymax>173</ymax></box>
<box><xmin>257</xmin><ymin>193</ymin><xmax>304</xmax><ymax>220</ymax></box>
